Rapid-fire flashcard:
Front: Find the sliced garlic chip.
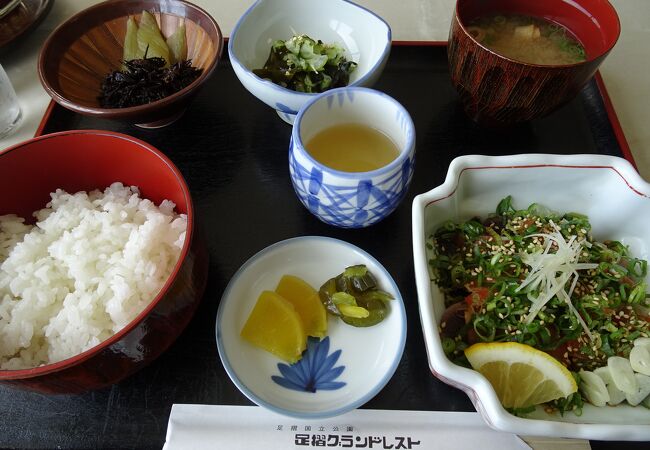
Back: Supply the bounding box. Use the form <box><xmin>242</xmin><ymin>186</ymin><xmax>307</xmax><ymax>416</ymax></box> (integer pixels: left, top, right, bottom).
<box><xmin>594</xmin><ymin>366</ymin><xmax>613</xmax><ymax>384</ymax></box>
<box><xmin>607</xmin><ymin>382</ymin><xmax>627</xmax><ymax>406</ymax></box>
<box><xmin>579</xmin><ymin>370</ymin><xmax>610</xmax><ymax>407</ymax></box>
<box><xmin>608</xmin><ymin>356</ymin><xmax>638</xmax><ymax>394</ymax></box>
<box><xmin>634</xmin><ymin>337</ymin><xmax>650</xmax><ymax>348</ymax></box>
<box><xmin>625</xmin><ymin>373</ymin><xmax>650</xmax><ymax>406</ymax></box>
<box><xmin>594</xmin><ymin>366</ymin><xmax>625</xmax><ymax>405</ymax></box>
<box><xmin>630</xmin><ymin>345</ymin><xmax>650</xmax><ymax>376</ymax></box>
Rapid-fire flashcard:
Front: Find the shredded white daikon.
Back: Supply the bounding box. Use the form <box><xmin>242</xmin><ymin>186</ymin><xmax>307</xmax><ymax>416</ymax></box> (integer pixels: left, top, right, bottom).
<box><xmin>516</xmin><ymin>221</ymin><xmax>598</xmax><ymax>340</ymax></box>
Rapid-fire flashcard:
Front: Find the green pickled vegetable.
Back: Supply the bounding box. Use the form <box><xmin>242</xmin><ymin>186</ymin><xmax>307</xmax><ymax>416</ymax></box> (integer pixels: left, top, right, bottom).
<box><xmin>319</xmin><ymin>277</ymin><xmax>342</xmax><ymax>316</ymax></box>
<box><xmin>332</xmin><ymin>291</ymin><xmax>370</xmax><ymax>319</ymax></box>
<box><xmin>332</xmin><ymin>291</ymin><xmax>357</xmax><ymax>306</ymax></box>
<box><xmin>123</xmin><ymin>16</ymin><xmax>142</xmax><ymax>63</ymax></box>
<box><xmin>318</xmin><ymin>264</ymin><xmax>393</xmax><ymax>327</ymax></box>
<box><xmin>341</xmin><ymin>297</ymin><xmax>387</xmax><ymax>327</ymax></box>
<box><xmin>343</xmin><ymin>264</ymin><xmax>377</xmax><ymax>291</ymax></box>
<box><xmin>166</xmin><ymin>23</ymin><xmax>187</xmax><ymax>64</ymax></box>
<box><xmin>338</xmin><ymin>304</ymin><xmax>370</xmax><ymax>319</ymax></box>
<box><xmin>137</xmin><ymin>10</ymin><xmax>170</xmax><ymax>65</ymax></box>
<box><xmin>252</xmin><ymin>34</ymin><xmax>357</xmax><ymax>93</ymax></box>
<box><xmin>344</xmin><ymin>265</ymin><xmax>368</xmax><ymax>278</ymax></box>
<box><xmin>357</xmin><ymin>288</ymin><xmax>394</xmax><ymax>303</ymax></box>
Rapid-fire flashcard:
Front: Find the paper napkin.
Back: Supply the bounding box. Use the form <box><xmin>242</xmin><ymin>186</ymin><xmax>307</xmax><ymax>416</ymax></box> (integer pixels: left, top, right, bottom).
<box><xmin>163</xmin><ymin>405</ymin><xmax>532</xmax><ymax>450</ymax></box>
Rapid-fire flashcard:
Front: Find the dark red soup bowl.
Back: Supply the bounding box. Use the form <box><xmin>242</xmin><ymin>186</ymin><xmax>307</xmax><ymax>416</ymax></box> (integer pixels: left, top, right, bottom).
<box><xmin>0</xmin><ymin>130</ymin><xmax>208</xmax><ymax>394</ymax></box>
<box><xmin>448</xmin><ymin>0</ymin><xmax>620</xmax><ymax>127</ymax></box>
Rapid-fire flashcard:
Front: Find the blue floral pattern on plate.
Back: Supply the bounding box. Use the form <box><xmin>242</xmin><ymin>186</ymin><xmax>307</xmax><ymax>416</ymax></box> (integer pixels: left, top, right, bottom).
<box><xmin>272</xmin><ymin>337</ymin><xmax>346</xmax><ymax>393</ymax></box>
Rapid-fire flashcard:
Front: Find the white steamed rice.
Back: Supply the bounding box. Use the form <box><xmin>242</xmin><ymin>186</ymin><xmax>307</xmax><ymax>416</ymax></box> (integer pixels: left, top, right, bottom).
<box><xmin>0</xmin><ymin>182</ymin><xmax>186</xmax><ymax>370</ymax></box>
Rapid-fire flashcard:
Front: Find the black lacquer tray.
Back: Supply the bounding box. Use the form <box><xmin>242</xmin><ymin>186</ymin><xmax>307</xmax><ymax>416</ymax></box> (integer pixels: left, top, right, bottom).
<box><xmin>0</xmin><ymin>44</ymin><xmax>642</xmax><ymax>450</ymax></box>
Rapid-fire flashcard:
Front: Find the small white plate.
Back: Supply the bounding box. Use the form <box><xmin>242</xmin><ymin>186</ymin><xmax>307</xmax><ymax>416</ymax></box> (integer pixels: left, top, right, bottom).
<box><xmin>216</xmin><ymin>236</ymin><xmax>406</xmax><ymax>418</ymax></box>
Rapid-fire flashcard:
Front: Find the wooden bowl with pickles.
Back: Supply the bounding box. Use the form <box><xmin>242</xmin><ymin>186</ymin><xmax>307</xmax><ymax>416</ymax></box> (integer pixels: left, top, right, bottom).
<box><xmin>38</xmin><ymin>0</ymin><xmax>223</xmax><ymax>128</ymax></box>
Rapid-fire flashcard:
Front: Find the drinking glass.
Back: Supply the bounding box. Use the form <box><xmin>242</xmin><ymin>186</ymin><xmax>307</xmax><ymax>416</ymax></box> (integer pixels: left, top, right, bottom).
<box><xmin>0</xmin><ymin>63</ymin><xmax>22</xmax><ymax>138</ymax></box>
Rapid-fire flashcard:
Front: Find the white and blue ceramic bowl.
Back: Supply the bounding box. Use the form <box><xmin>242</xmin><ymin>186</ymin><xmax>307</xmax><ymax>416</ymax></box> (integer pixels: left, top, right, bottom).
<box><xmin>290</xmin><ymin>86</ymin><xmax>415</xmax><ymax>228</ymax></box>
<box><xmin>412</xmin><ymin>154</ymin><xmax>650</xmax><ymax>440</ymax></box>
<box><xmin>216</xmin><ymin>236</ymin><xmax>406</xmax><ymax>418</ymax></box>
<box><xmin>228</xmin><ymin>0</ymin><xmax>391</xmax><ymax>124</ymax></box>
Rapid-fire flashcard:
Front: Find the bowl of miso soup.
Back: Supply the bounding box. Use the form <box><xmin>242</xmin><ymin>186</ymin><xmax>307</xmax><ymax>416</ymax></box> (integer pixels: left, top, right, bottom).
<box><xmin>448</xmin><ymin>0</ymin><xmax>620</xmax><ymax>127</ymax></box>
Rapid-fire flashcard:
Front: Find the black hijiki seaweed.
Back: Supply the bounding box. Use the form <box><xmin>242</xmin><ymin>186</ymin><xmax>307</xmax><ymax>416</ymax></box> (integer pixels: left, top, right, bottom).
<box><xmin>99</xmin><ymin>57</ymin><xmax>202</xmax><ymax>109</ymax></box>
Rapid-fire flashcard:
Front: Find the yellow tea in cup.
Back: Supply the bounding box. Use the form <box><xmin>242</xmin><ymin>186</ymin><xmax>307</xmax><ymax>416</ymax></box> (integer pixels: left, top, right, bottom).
<box><xmin>305</xmin><ymin>123</ymin><xmax>399</xmax><ymax>172</ymax></box>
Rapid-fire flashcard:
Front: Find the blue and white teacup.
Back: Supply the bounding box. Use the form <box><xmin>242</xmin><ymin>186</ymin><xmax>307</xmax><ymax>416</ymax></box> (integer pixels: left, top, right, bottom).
<box><xmin>290</xmin><ymin>87</ymin><xmax>415</xmax><ymax>228</ymax></box>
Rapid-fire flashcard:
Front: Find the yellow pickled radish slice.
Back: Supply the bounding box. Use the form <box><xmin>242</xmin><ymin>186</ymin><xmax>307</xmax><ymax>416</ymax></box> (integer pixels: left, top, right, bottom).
<box><xmin>240</xmin><ymin>290</ymin><xmax>306</xmax><ymax>363</ymax></box>
<box><xmin>137</xmin><ymin>10</ymin><xmax>170</xmax><ymax>64</ymax></box>
<box><xmin>465</xmin><ymin>342</ymin><xmax>577</xmax><ymax>409</ymax></box>
<box><xmin>275</xmin><ymin>274</ymin><xmax>327</xmax><ymax>339</ymax></box>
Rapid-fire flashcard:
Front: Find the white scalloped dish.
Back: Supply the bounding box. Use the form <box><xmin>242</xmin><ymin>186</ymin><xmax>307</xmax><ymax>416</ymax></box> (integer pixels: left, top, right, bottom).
<box><xmin>216</xmin><ymin>236</ymin><xmax>406</xmax><ymax>419</ymax></box>
<box><xmin>412</xmin><ymin>154</ymin><xmax>650</xmax><ymax>440</ymax></box>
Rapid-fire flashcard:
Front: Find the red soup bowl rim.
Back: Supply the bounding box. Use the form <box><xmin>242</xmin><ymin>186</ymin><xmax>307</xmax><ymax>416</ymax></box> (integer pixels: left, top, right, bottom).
<box><xmin>0</xmin><ymin>129</ymin><xmax>194</xmax><ymax>380</ymax></box>
<box><xmin>453</xmin><ymin>0</ymin><xmax>621</xmax><ymax>68</ymax></box>
<box><xmin>38</xmin><ymin>0</ymin><xmax>224</xmax><ymax>118</ymax></box>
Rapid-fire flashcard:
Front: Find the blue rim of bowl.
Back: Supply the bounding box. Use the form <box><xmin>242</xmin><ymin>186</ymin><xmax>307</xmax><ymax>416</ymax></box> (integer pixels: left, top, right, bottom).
<box><xmin>215</xmin><ymin>235</ymin><xmax>407</xmax><ymax>419</ymax></box>
<box><xmin>227</xmin><ymin>0</ymin><xmax>392</xmax><ymax>101</ymax></box>
<box><xmin>292</xmin><ymin>86</ymin><xmax>415</xmax><ymax>179</ymax></box>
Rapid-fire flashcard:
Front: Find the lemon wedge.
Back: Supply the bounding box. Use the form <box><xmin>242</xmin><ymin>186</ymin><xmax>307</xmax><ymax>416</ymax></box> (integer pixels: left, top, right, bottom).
<box><xmin>464</xmin><ymin>342</ymin><xmax>578</xmax><ymax>409</ymax></box>
<box><xmin>241</xmin><ymin>290</ymin><xmax>307</xmax><ymax>363</ymax></box>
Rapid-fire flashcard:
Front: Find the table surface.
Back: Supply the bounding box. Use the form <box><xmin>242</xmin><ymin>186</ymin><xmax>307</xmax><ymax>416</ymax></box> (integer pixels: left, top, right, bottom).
<box><xmin>2</xmin><ymin>44</ymin><xmax>648</xmax><ymax>450</ymax></box>
<box><xmin>1</xmin><ymin>1</ymin><xmax>650</xmax><ymax>449</ymax></box>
